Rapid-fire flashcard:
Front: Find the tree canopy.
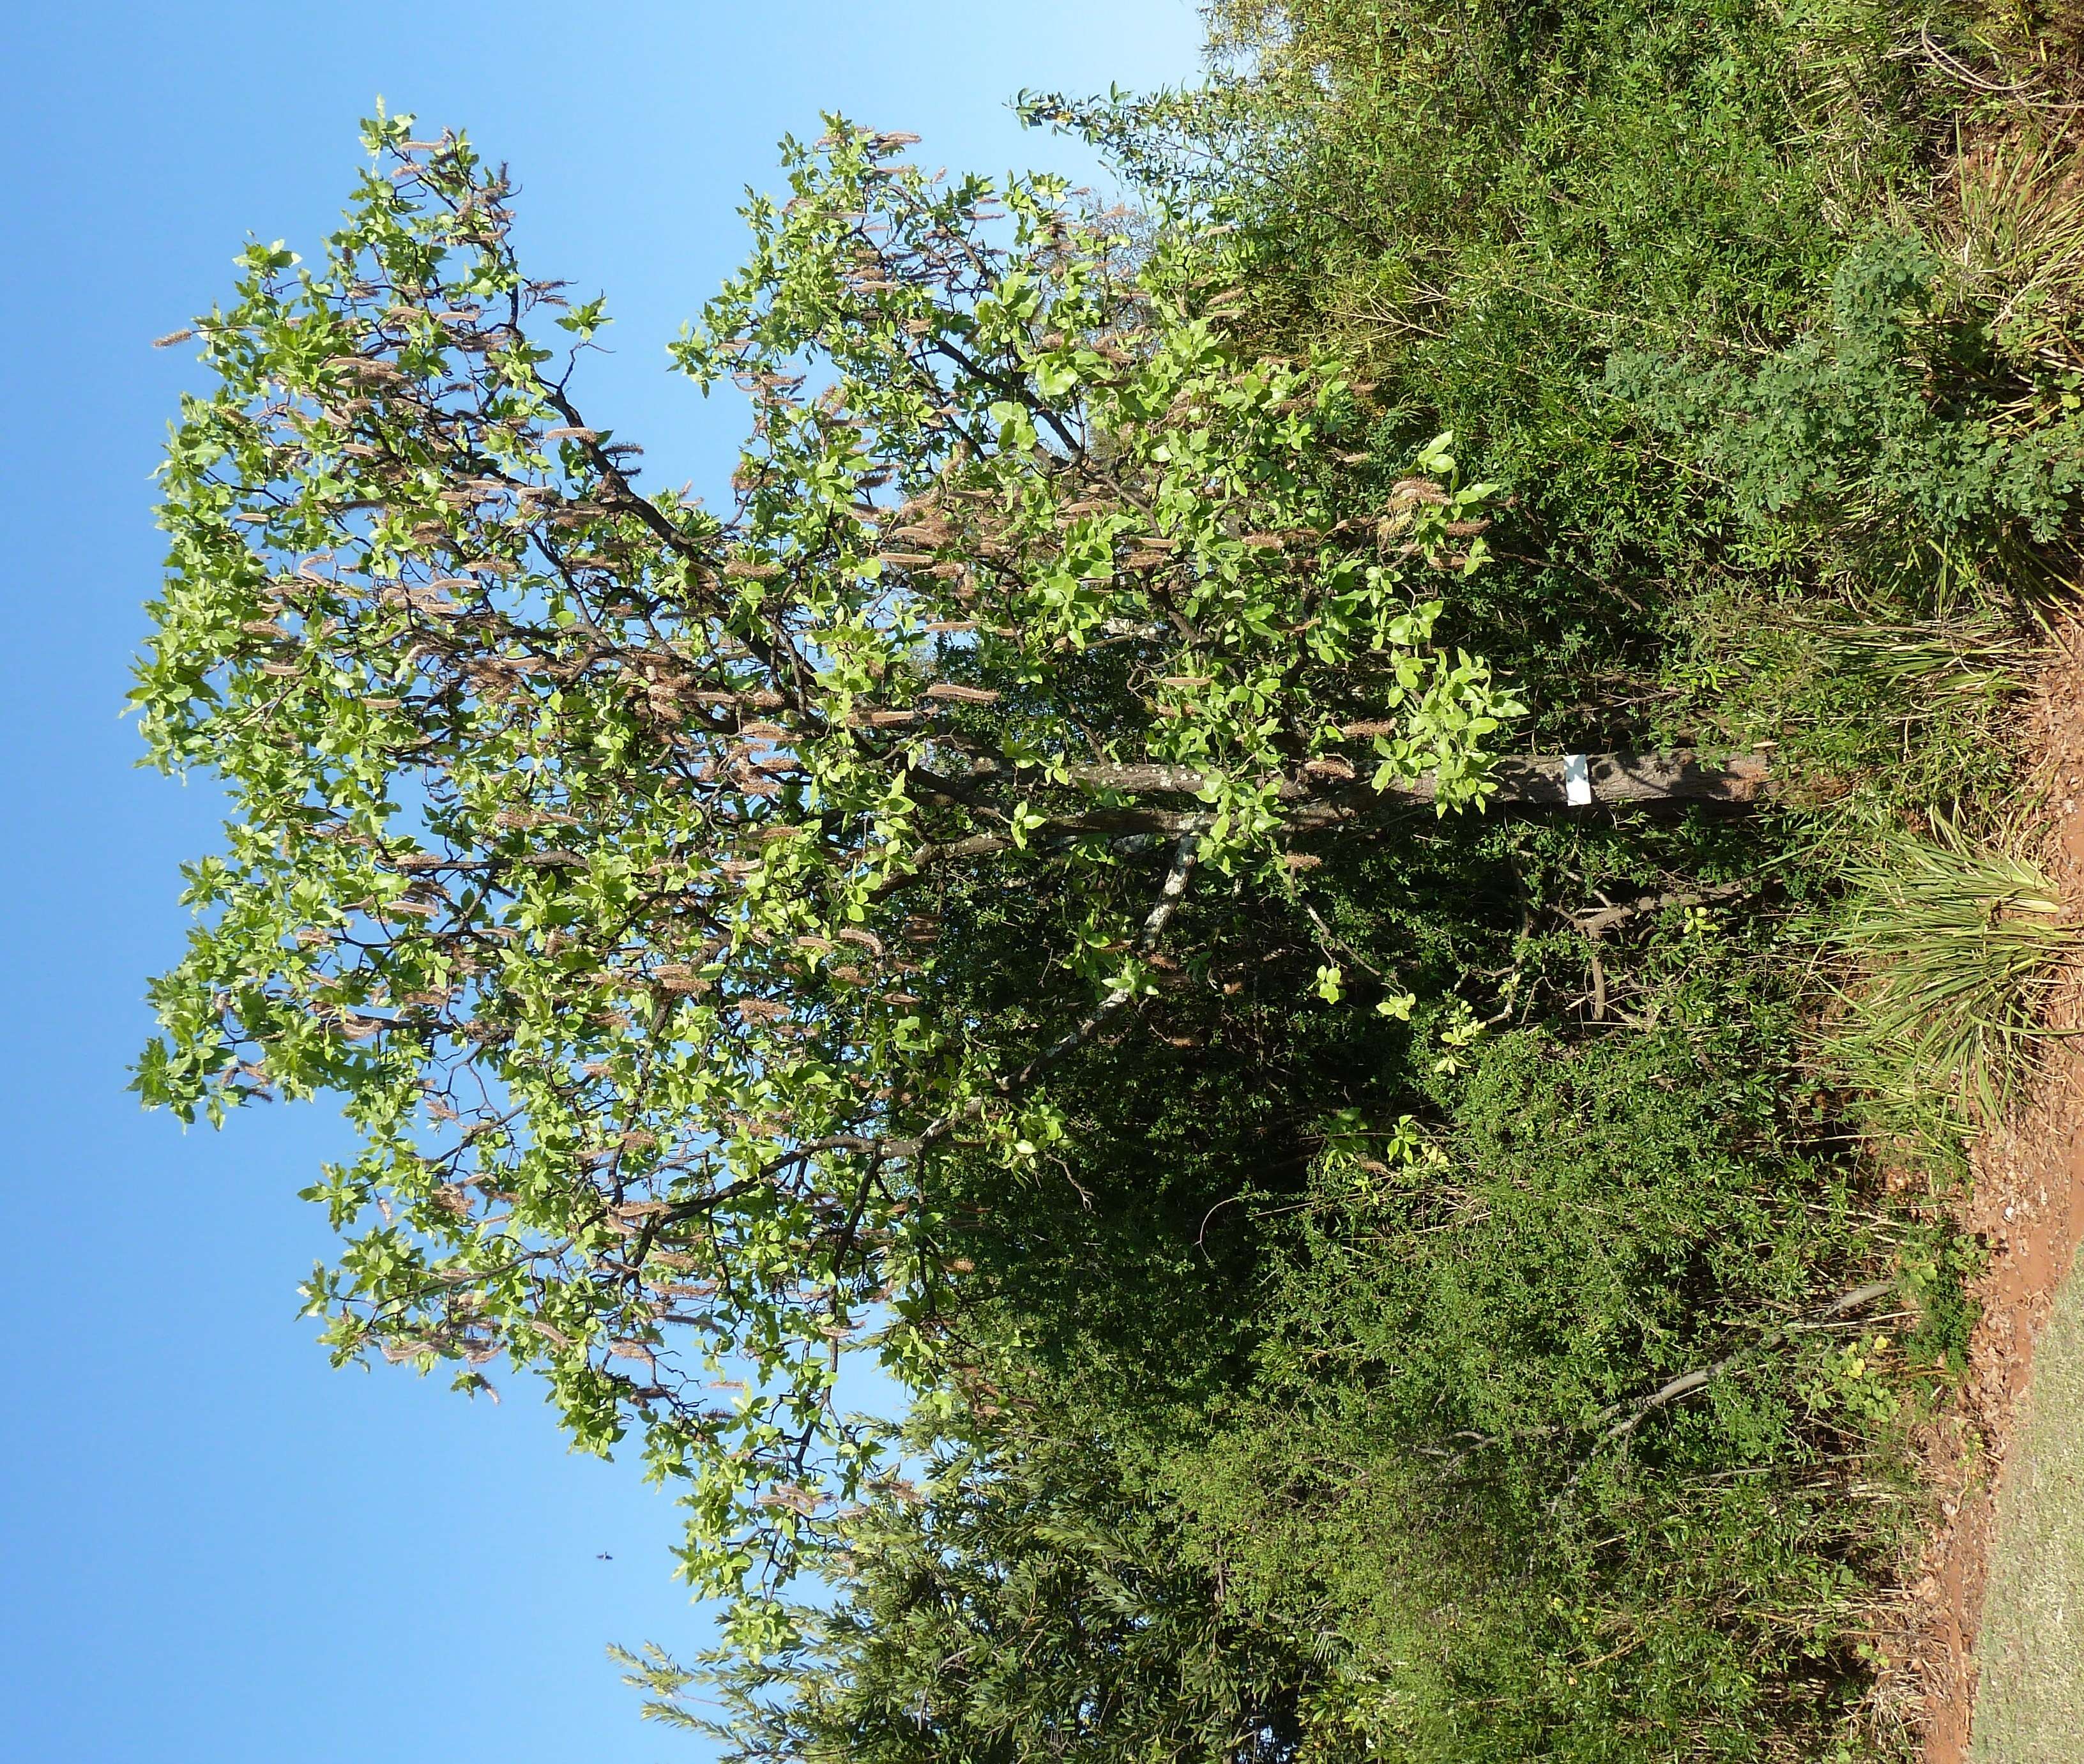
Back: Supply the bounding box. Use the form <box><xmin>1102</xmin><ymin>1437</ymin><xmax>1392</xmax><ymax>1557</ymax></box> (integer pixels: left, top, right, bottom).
<box><xmin>137</xmin><ymin>110</ymin><xmax>1524</xmax><ymax>1595</ymax></box>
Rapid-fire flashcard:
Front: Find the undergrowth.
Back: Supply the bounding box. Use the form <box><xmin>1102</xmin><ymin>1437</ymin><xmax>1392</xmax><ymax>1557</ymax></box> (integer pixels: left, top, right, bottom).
<box><xmin>642</xmin><ymin>3</ymin><xmax>2084</xmax><ymax>1758</ymax></box>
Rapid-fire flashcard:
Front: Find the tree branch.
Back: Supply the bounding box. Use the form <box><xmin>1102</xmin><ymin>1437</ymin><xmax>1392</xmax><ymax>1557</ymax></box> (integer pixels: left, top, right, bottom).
<box><xmin>1599</xmin><ymin>1280</ymin><xmax>1896</xmax><ymax>1443</ymax></box>
<box><xmin>950</xmin><ymin>750</ymin><xmax>1769</xmax><ymax>812</ymax></box>
<box><xmin>910</xmin><ymin>752</ymin><xmax>1774</xmax><ymax>866</ymax></box>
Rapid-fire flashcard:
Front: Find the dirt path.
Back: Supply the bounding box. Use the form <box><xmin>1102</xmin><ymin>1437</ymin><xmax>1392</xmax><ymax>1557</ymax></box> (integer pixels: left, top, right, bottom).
<box><xmin>1898</xmin><ymin>643</ymin><xmax>2084</xmax><ymax>1761</ymax></box>
<box><xmin>1968</xmin><ymin>1259</ymin><xmax>2084</xmax><ymax>1761</ymax></box>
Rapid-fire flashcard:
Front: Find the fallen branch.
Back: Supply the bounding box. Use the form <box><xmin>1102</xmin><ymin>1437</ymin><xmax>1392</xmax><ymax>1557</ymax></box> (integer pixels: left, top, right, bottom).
<box><xmin>1430</xmin><ymin>1278</ymin><xmax>1899</xmax><ymax>1475</ymax></box>
<box><xmin>1572</xmin><ymin>879</ymin><xmax>1753</xmax><ymax>941</ymax></box>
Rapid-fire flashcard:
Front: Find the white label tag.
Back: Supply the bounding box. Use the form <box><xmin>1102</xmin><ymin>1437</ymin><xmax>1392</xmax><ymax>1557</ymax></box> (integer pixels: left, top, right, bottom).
<box><xmin>1562</xmin><ymin>754</ymin><xmax>1592</xmax><ymax>807</ymax></box>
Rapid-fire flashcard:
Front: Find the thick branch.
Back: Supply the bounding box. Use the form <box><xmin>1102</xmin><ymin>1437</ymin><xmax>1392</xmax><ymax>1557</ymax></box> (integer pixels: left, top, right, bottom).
<box><xmin>1599</xmin><ymin>1280</ymin><xmax>1896</xmax><ymax>1443</ymax></box>
<box><xmin>913</xmin><ymin>751</ymin><xmax>1774</xmax><ymax>865</ymax></box>
<box><xmin>955</xmin><ymin>750</ymin><xmax>1769</xmax><ymax>812</ymax></box>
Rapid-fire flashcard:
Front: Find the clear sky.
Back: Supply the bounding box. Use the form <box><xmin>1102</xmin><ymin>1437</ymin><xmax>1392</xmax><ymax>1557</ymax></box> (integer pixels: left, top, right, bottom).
<box><xmin>0</xmin><ymin>5</ymin><xmax>1201</xmax><ymax>1759</ymax></box>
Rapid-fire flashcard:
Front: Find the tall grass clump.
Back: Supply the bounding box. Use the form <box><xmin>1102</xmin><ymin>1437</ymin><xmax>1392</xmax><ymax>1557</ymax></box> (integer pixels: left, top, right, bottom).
<box><xmin>1834</xmin><ymin>815</ymin><xmax>2080</xmax><ymax>1131</ymax></box>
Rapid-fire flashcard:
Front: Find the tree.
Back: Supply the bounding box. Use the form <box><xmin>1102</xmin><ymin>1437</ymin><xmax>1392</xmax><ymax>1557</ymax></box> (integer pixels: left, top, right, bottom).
<box><xmin>614</xmin><ymin>1422</ymin><xmax>1323</xmax><ymax>1764</ymax></box>
<box><xmin>135</xmin><ymin>112</ymin><xmax>1752</xmax><ymax>1596</ymax></box>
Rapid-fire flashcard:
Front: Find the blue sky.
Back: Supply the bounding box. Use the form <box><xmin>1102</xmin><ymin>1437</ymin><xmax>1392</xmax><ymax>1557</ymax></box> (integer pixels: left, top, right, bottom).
<box><xmin>0</xmin><ymin>5</ymin><xmax>1201</xmax><ymax>1759</ymax></box>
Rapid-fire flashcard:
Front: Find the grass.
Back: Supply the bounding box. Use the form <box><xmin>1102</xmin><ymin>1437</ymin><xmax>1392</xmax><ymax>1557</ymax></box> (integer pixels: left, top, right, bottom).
<box><xmin>1940</xmin><ymin>121</ymin><xmax>2084</xmax><ymax>376</ymax></box>
<box><xmin>1832</xmin><ymin>814</ymin><xmax>2080</xmax><ymax>1130</ymax></box>
<box><xmin>1969</xmin><ymin>1251</ymin><xmax>2084</xmax><ymax>1762</ymax></box>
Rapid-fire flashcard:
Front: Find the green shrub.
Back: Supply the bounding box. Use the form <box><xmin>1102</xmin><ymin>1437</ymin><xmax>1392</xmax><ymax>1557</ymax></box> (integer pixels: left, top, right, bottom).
<box><xmin>648</xmin><ymin>4</ymin><xmax>2075</xmax><ymax>1757</ymax></box>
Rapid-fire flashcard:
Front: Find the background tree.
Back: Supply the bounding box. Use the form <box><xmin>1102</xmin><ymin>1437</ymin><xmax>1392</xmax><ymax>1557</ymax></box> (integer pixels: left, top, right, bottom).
<box><xmin>615</xmin><ymin>1422</ymin><xmax>1320</xmax><ymax>1763</ymax></box>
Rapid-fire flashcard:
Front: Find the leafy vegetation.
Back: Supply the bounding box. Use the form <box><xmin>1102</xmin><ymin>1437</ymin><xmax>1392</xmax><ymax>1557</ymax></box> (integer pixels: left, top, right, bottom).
<box><xmin>137</xmin><ymin>1</ymin><xmax>2084</xmax><ymax>1758</ymax></box>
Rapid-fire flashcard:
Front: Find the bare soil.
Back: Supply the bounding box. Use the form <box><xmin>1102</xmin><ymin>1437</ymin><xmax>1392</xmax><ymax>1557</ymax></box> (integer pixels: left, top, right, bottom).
<box><xmin>1888</xmin><ymin>634</ymin><xmax>2084</xmax><ymax>1761</ymax></box>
